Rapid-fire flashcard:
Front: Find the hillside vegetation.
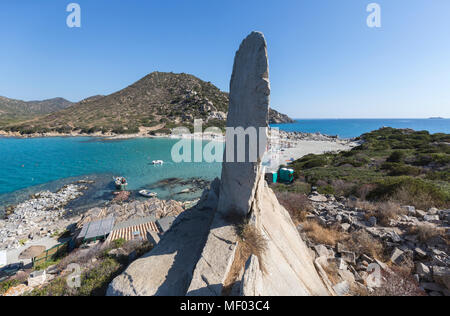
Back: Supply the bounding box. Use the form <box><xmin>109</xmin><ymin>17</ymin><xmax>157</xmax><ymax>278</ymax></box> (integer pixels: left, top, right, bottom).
<box><xmin>1</xmin><ymin>72</ymin><xmax>292</xmax><ymax>135</ymax></box>
<box><xmin>0</xmin><ymin>96</ymin><xmax>73</xmax><ymax>126</ymax></box>
<box><xmin>274</xmin><ymin>128</ymin><xmax>450</xmax><ymax>209</ymax></box>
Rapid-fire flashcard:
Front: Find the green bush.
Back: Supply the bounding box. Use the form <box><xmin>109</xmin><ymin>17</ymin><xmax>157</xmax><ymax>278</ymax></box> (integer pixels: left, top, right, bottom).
<box><xmin>381</xmin><ymin>162</ymin><xmax>422</xmax><ymax>176</ymax></box>
<box><xmin>77</xmin><ymin>258</ymin><xmax>121</xmax><ymax>296</ymax></box>
<box><xmin>26</xmin><ymin>277</ymin><xmax>72</xmax><ymax>296</ymax></box>
<box><xmin>113</xmin><ymin>238</ymin><xmax>126</xmax><ymax>249</ymax></box>
<box><xmin>0</xmin><ymin>279</ymin><xmax>20</xmax><ymax>295</ymax></box>
<box><xmin>271</xmin><ymin>181</ymin><xmax>311</xmax><ymax>194</ymax></box>
<box><xmin>318</xmin><ymin>184</ymin><xmax>336</xmax><ymax>195</ymax></box>
<box><xmin>387</xmin><ymin>151</ymin><xmax>406</xmax><ymax>163</ymax></box>
<box><xmin>367</xmin><ymin>176</ymin><xmax>449</xmax><ymax>209</ymax></box>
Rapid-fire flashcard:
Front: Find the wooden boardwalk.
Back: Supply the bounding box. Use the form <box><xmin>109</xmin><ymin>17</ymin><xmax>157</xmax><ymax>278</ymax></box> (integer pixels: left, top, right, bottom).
<box><xmin>106</xmin><ymin>221</ymin><xmax>159</xmax><ymax>243</ymax></box>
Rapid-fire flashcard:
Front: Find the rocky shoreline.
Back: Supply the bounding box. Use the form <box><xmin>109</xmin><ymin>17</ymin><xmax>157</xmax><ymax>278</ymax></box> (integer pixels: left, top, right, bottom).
<box><xmin>0</xmin><ymin>178</ymin><xmax>199</xmax><ymax>252</ymax></box>
<box><xmin>0</xmin><ymin>127</ymin><xmax>357</xmax><ymax>141</ymax></box>
<box><xmin>0</xmin><ymin>183</ymin><xmax>88</xmax><ymax>250</ymax></box>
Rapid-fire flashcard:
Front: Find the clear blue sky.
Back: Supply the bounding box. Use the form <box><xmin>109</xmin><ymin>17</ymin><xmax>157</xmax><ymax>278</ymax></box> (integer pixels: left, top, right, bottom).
<box><xmin>1</xmin><ymin>0</ymin><xmax>449</xmax><ymax>118</ymax></box>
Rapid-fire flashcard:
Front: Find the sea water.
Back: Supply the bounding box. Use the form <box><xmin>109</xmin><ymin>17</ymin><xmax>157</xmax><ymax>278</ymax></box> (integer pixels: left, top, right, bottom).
<box><xmin>0</xmin><ymin>137</ymin><xmax>223</xmax><ymax>211</ymax></box>
<box><xmin>271</xmin><ymin>118</ymin><xmax>450</xmax><ymax>139</ymax></box>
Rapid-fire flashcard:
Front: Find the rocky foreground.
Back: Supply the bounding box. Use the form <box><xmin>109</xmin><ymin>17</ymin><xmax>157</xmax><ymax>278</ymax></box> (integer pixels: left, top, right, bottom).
<box><xmin>296</xmin><ymin>191</ymin><xmax>450</xmax><ymax>296</ymax></box>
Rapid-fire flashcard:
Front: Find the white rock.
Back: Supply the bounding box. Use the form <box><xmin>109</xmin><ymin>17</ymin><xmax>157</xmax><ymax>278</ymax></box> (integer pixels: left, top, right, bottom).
<box><xmin>217</xmin><ymin>31</ymin><xmax>270</xmax><ymax>217</ymax></box>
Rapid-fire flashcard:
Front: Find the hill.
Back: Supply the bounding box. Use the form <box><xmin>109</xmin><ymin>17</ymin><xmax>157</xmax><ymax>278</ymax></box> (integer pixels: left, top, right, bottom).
<box><xmin>0</xmin><ymin>96</ymin><xmax>73</xmax><ymax>126</ymax></box>
<box><xmin>1</xmin><ymin>72</ymin><xmax>293</xmax><ymax>135</ymax></box>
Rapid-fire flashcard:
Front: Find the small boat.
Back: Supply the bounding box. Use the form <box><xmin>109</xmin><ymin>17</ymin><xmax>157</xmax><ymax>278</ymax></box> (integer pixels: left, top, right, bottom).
<box><xmin>139</xmin><ymin>190</ymin><xmax>158</xmax><ymax>198</ymax></box>
<box><xmin>152</xmin><ymin>160</ymin><xmax>164</xmax><ymax>165</ymax></box>
<box><xmin>113</xmin><ymin>177</ymin><xmax>128</xmax><ymax>191</ymax></box>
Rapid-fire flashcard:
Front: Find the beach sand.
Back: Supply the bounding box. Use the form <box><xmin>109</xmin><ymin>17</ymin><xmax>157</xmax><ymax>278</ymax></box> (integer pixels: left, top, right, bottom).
<box><xmin>265</xmin><ymin>138</ymin><xmax>359</xmax><ymax>171</ymax></box>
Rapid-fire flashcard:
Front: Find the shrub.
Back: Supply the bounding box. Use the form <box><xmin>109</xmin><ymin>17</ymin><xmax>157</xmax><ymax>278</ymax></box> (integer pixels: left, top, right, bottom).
<box><xmin>381</xmin><ymin>163</ymin><xmax>422</xmax><ymax>176</ymax></box>
<box><xmin>375</xmin><ymin>202</ymin><xmax>405</xmax><ymax>227</ymax></box>
<box><xmin>331</xmin><ymin>179</ymin><xmax>355</xmax><ymax>196</ymax></box>
<box><xmin>367</xmin><ymin>176</ymin><xmax>448</xmax><ymax>209</ymax></box>
<box><xmin>113</xmin><ymin>238</ymin><xmax>126</xmax><ymax>249</ymax></box>
<box><xmin>318</xmin><ymin>184</ymin><xmax>335</xmax><ymax>195</ymax></box>
<box><xmin>276</xmin><ymin>192</ymin><xmax>312</xmax><ymax>223</ymax></box>
<box><xmin>0</xmin><ymin>279</ymin><xmax>20</xmax><ymax>295</ymax></box>
<box><xmin>387</xmin><ymin>151</ymin><xmax>406</xmax><ymax>163</ymax></box>
<box><xmin>77</xmin><ymin>258</ymin><xmax>121</xmax><ymax>296</ymax></box>
<box><xmin>303</xmin><ymin>157</ymin><xmax>328</xmax><ymax>169</ymax></box>
<box><xmin>26</xmin><ymin>277</ymin><xmax>73</xmax><ymax>296</ymax></box>
<box><xmin>355</xmin><ymin>183</ymin><xmax>377</xmax><ymax>200</ymax></box>
<box><xmin>344</xmin><ymin>230</ymin><xmax>385</xmax><ymax>260</ymax></box>
<box><xmin>271</xmin><ymin>181</ymin><xmax>311</xmax><ymax>194</ymax></box>
<box><xmin>372</xmin><ymin>267</ymin><xmax>426</xmax><ymax>296</ymax></box>
<box><xmin>408</xmin><ymin>224</ymin><xmax>445</xmax><ymax>244</ymax></box>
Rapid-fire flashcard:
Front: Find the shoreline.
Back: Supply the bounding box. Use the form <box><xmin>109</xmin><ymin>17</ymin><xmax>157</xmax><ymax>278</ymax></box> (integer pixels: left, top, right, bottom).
<box><xmin>0</xmin><ymin>128</ymin><xmax>357</xmax><ymax>142</ymax></box>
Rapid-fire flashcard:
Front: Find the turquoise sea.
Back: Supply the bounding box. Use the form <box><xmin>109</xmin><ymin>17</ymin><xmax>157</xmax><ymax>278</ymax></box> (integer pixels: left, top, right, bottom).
<box><xmin>272</xmin><ymin>118</ymin><xmax>450</xmax><ymax>139</ymax></box>
<box><xmin>0</xmin><ymin>119</ymin><xmax>448</xmax><ymax>213</ymax></box>
<box><xmin>0</xmin><ymin>137</ymin><xmax>223</xmax><ymax>213</ymax></box>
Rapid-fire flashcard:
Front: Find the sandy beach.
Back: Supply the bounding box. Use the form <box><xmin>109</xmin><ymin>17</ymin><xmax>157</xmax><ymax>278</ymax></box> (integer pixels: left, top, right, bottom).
<box><xmin>277</xmin><ymin>139</ymin><xmax>358</xmax><ymax>165</ymax></box>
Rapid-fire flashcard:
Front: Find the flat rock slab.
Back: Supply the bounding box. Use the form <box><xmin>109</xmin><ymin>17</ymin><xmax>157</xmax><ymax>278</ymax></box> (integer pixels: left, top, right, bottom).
<box><xmin>241</xmin><ymin>175</ymin><xmax>330</xmax><ymax>296</ymax></box>
<box><xmin>107</xmin><ymin>204</ymin><xmax>216</xmax><ymax>296</ymax></box>
<box><xmin>186</xmin><ymin>216</ymin><xmax>238</xmax><ymax>296</ymax></box>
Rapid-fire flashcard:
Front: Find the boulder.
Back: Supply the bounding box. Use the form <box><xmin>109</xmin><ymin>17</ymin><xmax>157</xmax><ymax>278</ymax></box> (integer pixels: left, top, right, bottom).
<box><xmin>416</xmin><ymin>263</ymin><xmax>431</xmax><ymax>280</ymax></box>
<box><xmin>340</xmin><ymin>251</ymin><xmax>356</xmax><ymax>265</ymax></box>
<box><xmin>433</xmin><ymin>266</ymin><xmax>450</xmax><ymax>290</ymax></box>
<box><xmin>217</xmin><ymin>31</ymin><xmax>270</xmax><ymax>218</ymax></box>
<box><xmin>314</xmin><ymin>245</ymin><xmax>334</xmax><ymax>258</ymax></box>
<box><xmin>423</xmin><ymin>215</ymin><xmax>440</xmax><ymax>223</ymax></box>
<box><xmin>332</xmin><ymin>281</ymin><xmax>350</xmax><ymax>296</ymax></box>
<box><xmin>27</xmin><ymin>270</ymin><xmax>47</xmax><ymax>287</ymax></box>
<box><xmin>390</xmin><ymin>248</ymin><xmax>405</xmax><ymax>265</ymax></box>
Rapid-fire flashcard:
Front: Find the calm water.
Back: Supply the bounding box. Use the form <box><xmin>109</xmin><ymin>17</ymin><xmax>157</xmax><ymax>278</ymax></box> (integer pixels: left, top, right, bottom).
<box><xmin>0</xmin><ymin>137</ymin><xmax>223</xmax><ymax>210</ymax></box>
<box><xmin>1</xmin><ymin>119</ymin><xmax>449</xmax><ymax>211</ymax></box>
<box><xmin>272</xmin><ymin>119</ymin><xmax>450</xmax><ymax>139</ymax></box>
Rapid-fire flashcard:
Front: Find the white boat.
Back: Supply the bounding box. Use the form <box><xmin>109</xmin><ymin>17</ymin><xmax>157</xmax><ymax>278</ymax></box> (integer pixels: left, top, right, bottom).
<box><xmin>152</xmin><ymin>160</ymin><xmax>164</xmax><ymax>165</ymax></box>
<box><xmin>139</xmin><ymin>190</ymin><xmax>158</xmax><ymax>198</ymax></box>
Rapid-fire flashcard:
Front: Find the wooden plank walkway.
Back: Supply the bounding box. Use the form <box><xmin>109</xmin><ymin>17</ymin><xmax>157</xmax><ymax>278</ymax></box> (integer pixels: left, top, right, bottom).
<box><xmin>106</xmin><ymin>221</ymin><xmax>159</xmax><ymax>243</ymax></box>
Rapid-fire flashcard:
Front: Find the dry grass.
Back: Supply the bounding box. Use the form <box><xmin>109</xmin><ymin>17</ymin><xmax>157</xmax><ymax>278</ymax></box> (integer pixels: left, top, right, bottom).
<box><xmin>371</xmin><ymin>267</ymin><xmax>426</xmax><ymax>296</ymax></box>
<box><xmin>408</xmin><ymin>224</ymin><xmax>446</xmax><ymax>244</ymax></box>
<box><xmin>356</xmin><ymin>184</ymin><xmax>377</xmax><ymax>200</ymax></box>
<box><xmin>301</xmin><ymin>220</ymin><xmax>347</xmax><ymax>247</ymax></box>
<box><xmin>331</xmin><ymin>179</ymin><xmax>355</xmax><ymax>196</ymax></box>
<box><xmin>347</xmin><ymin>199</ymin><xmax>378</xmax><ymax>212</ymax></box>
<box><xmin>236</xmin><ymin>223</ymin><xmax>268</xmax><ymax>262</ymax></box>
<box><xmin>222</xmin><ymin>222</ymin><xmax>268</xmax><ymax>296</ymax></box>
<box><xmin>350</xmin><ymin>200</ymin><xmax>405</xmax><ymax>227</ymax></box>
<box><xmin>322</xmin><ymin>261</ymin><xmax>340</xmax><ymax>286</ymax></box>
<box><xmin>375</xmin><ymin>202</ymin><xmax>406</xmax><ymax>227</ymax></box>
<box><xmin>222</xmin><ymin>242</ymin><xmax>249</xmax><ymax>296</ymax></box>
<box><xmin>343</xmin><ymin>230</ymin><xmax>385</xmax><ymax>260</ymax></box>
<box><xmin>391</xmin><ymin>187</ymin><xmax>437</xmax><ymax>211</ymax></box>
<box><xmin>276</xmin><ymin>192</ymin><xmax>312</xmax><ymax>224</ymax></box>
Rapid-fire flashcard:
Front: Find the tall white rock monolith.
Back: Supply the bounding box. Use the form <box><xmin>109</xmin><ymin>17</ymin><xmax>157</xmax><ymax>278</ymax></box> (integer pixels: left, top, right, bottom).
<box><xmin>217</xmin><ymin>31</ymin><xmax>270</xmax><ymax>217</ymax></box>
